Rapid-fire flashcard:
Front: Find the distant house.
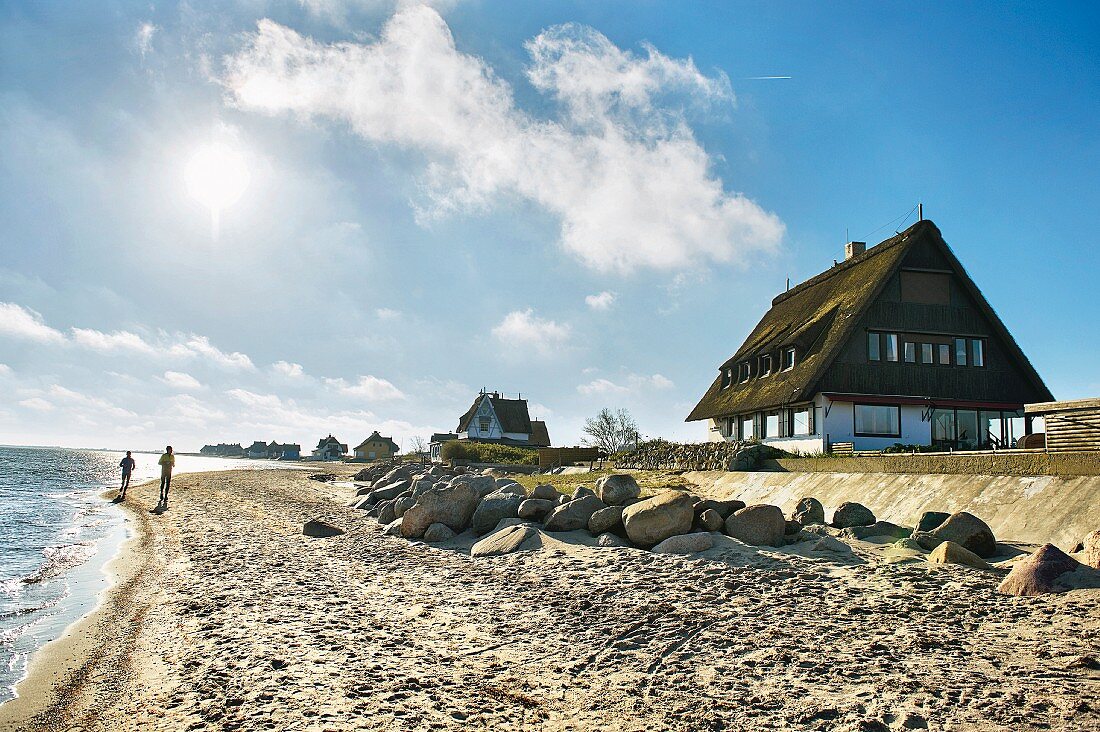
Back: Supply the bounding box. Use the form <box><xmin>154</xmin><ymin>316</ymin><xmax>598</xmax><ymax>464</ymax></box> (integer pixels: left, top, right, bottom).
<box><xmin>429</xmin><ymin>432</ymin><xmax>458</xmax><ymax>463</ymax></box>
<box><xmin>278</xmin><ymin>443</ymin><xmax>301</xmax><ymax>460</ymax></box>
<box><xmin>247</xmin><ymin>441</ymin><xmax>269</xmax><ymax>459</ymax></box>
<box><xmin>200</xmin><ymin>443</ymin><xmax>244</xmax><ymax>457</ymax></box>
<box><xmin>353</xmin><ymin>431</ymin><xmax>399</xmax><ymax>462</ymax></box>
<box><xmin>686</xmin><ymin>220</ymin><xmax>1052</xmax><ymax>453</ymax></box>
<box><xmin>312</xmin><ymin>435</ymin><xmax>348</xmax><ymax>461</ymax></box>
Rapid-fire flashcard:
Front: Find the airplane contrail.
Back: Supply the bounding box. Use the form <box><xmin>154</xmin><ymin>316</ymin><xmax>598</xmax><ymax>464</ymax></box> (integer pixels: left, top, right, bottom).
<box><xmin>743</xmin><ymin>75</ymin><xmax>792</xmax><ymax>80</ymax></box>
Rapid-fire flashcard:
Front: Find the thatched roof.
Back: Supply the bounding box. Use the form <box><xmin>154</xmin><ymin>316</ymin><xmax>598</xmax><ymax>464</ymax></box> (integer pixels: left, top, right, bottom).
<box><xmin>528</xmin><ymin>420</ymin><xmax>551</xmax><ymax>447</ymax></box>
<box><xmin>687</xmin><ymin>220</ymin><xmax>1051</xmax><ymax>421</ymax></box>
<box><xmin>355</xmin><ymin>431</ymin><xmax>398</xmax><ymax>452</ymax></box>
<box><xmin>457</xmin><ymin>393</ymin><xmax>533</xmax><ymax>435</ymax></box>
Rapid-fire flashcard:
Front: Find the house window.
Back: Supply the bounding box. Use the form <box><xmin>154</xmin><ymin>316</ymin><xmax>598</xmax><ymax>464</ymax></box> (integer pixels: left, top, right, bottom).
<box><xmin>921</xmin><ymin>343</ymin><xmax>933</xmax><ymax>364</ymax></box>
<box><xmin>720</xmin><ymin>368</ymin><xmax>733</xmax><ymax>389</ymax></box>
<box><xmin>791</xmin><ymin>407</ymin><xmax>811</xmax><ymax>436</ymax></box>
<box><xmin>884</xmin><ymin>334</ymin><xmax>899</xmax><ymax>362</ymax></box>
<box><xmin>904</xmin><ymin>341</ymin><xmax>916</xmax><ymax>363</ymax></box>
<box><xmin>738</xmin><ymin>362</ymin><xmax>751</xmax><ymax>383</ymax></box>
<box><xmin>971</xmin><ymin>339</ymin><xmax>985</xmax><ymax>367</ymax></box>
<box><xmin>868</xmin><ymin>333</ymin><xmax>881</xmax><ymax>361</ymax></box>
<box><xmin>932</xmin><ymin>409</ymin><xmax>955</xmax><ymax>447</ymax></box>
<box><xmin>782</xmin><ymin>347</ymin><xmax>796</xmax><ymax>370</ymax></box>
<box><xmin>478</xmin><ymin>416</ymin><xmax>491</xmax><ymax>432</ymax></box>
<box><xmin>760</xmin><ymin>355</ymin><xmax>773</xmax><ymax>377</ymax></box>
<box><xmin>739</xmin><ymin>415</ymin><xmax>754</xmax><ymax>440</ymax></box>
<box><xmin>854</xmin><ymin>404</ymin><xmax>900</xmax><ymax>437</ymax></box>
<box><xmin>938</xmin><ymin>344</ymin><xmax>951</xmax><ymax>365</ymax></box>
<box><xmin>955</xmin><ymin>338</ymin><xmax>968</xmax><ymax>366</ymax></box>
<box><xmin>764</xmin><ymin>412</ymin><xmax>780</xmax><ymax>438</ymax></box>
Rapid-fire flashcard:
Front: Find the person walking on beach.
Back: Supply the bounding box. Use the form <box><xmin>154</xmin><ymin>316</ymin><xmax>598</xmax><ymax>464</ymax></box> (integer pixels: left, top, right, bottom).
<box><xmin>157</xmin><ymin>446</ymin><xmax>175</xmax><ymax>507</ymax></box>
<box><xmin>118</xmin><ymin>451</ymin><xmax>136</xmax><ymax>499</ymax></box>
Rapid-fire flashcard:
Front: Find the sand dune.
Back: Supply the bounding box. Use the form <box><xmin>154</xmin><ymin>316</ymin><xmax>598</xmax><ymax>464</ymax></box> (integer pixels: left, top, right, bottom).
<box><xmin>1</xmin><ymin>468</ymin><xmax>1097</xmax><ymax>731</ymax></box>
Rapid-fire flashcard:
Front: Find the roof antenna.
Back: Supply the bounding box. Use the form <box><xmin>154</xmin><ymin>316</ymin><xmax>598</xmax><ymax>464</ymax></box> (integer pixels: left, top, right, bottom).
<box><xmin>918</xmin><ymin>202</ymin><xmax>923</xmax><ymax>221</ymax></box>
<box><xmin>785</xmin><ymin>277</ymin><xmax>790</xmax><ymax>291</ymax></box>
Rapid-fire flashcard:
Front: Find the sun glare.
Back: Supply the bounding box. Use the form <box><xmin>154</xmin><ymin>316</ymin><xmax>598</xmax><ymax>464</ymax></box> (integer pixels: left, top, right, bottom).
<box><xmin>184</xmin><ymin>142</ymin><xmax>251</xmax><ymax>238</ymax></box>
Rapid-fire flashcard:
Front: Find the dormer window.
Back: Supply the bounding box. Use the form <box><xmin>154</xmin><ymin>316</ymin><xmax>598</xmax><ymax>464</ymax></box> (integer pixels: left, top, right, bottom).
<box><xmin>782</xmin><ymin>347</ymin><xmax>796</xmax><ymax>371</ymax></box>
<box><xmin>738</xmin><ymin>362</ymin><xmax>751</xmax><ymax>383</ymax></box>
<box><xmin>760</xmin><ymin>354</ymin><xmax>773</xmax><ymax>377</ymax></box>
<box><xmin>720</xmin><ymin>367</ymin><xmax>733</xmax><ymax>389</ymax></box>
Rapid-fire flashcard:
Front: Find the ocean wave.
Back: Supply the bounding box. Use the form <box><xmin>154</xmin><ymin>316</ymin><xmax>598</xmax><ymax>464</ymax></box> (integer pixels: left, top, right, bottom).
<box><xmin>19</xmin><ymin>543</ymin><xmax>97</xmax><ymax>585</ymax></box>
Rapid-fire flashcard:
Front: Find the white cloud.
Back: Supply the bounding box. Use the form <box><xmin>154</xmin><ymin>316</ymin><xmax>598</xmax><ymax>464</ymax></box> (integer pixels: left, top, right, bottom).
<box><xmin>577</xmin><ymin>372</ymin><xmax>674</xmax><ymax>395</ymax></box>
<box><xmin>224</xmin><ymin>8</ymin><xmax>783</xmax><ymax>274</ymax></box>
<box><xmin>135</xmin><ymin>22</ymin><xmax>157</xmax><ymax>58</ymax></box>
<box><xmin>585</xmin><ymin>291</ymin><xmax>615</xmax><ymax>310</ymax></box>
<box><xmin>226</xmin><ymin>388</ymin><xmax>284</xmax><ymax>409</ymax></box>
<box><xmin>171</xmin><ymin>335</ymin><xmax>255</xmax><ymax>371</ymax></box>
<box><xmin>19</xmin><ymin>397</ymin><xmax>54</xmax><ymax>412</ymax></box>
<box><xmin>325</xmin><ymin>375</ymin><xmax>406</xmax><ymax>400</ymax></box>
<box><xmin>46</xmin><ymin>385</ymin><xmax>137</xmax><ymax>419</ymax></box>
<box><xmin>272</xmin><ymin>360</ymin><xmax>305</xmax><ymax>378</ymax></box>
<box><xmin>0</xmin><ymin>364</ymin><xmax>12</xmax><ymax>378</ymax></box>
<box><xmin>71</xmin><ymin>327</ymin><xmax>158</xmax><ymax>355</ymax></box>
<box><xmin>0</xmin><ymin>302</ymin><xmax>65</xmax><ymax>344</ymax></box>
<box><xmin>376</xmin><ymin>307</ymin><xmax>401</xmax><ymax>320</ymax></box>
<box><xmin>160</xmin><ymin>371</ymin><xmax>203</xmax><ymax>391</ymax></box>
<box><xmin>491</xmin><ymin>309</ymin><xmax>571</xmax><ymax>354</ymax></box>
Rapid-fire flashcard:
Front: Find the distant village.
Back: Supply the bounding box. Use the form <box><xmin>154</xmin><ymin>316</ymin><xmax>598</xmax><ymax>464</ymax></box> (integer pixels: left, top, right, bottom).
<box><xmin>200</xmin><ymin>390</ymin><xmax>557</xmax><ymax>464</ymax></box>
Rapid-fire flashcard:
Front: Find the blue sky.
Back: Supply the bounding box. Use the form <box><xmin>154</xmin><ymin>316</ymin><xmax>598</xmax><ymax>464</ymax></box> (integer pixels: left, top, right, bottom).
<box><xmin>1</xmin><ymin>1</ymin><xmax>1097</xmax><ymax>451</ymax></box>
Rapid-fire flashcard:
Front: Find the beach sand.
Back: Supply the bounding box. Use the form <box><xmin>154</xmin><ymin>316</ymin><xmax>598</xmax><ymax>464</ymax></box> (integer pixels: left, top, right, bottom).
<box><xmin>1</xmin><ymin>468</ymin><xmax>1097</xmax><ymax>731</ymax></box>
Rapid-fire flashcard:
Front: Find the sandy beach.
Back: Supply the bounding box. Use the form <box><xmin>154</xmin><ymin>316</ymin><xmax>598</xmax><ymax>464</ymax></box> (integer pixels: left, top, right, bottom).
<box><xmin>1</xmin><ymin>467</ymin><xmax>1097</xmax><ymax>732</ymax></box>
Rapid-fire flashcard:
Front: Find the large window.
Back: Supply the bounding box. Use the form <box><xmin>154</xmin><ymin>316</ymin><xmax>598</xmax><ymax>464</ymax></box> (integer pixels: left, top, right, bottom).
<box><xmin>764</xmin><ymin>412</ymin><xmax>780</xmax><ymax>438</ymax></box>
<box><xmin>932</xmin><ymin>409</ymin><xmax>955</xmax><ymax>446</ymax></box>
<box><xmin>738</xmin><ymin>362</ymin><xmax>751</xmax><ymax>383</ymax></box>
<box><xmin>884</xmin><ymin>334</ymin><xmax>899</xmax><ymax>362</ymax></box>
<box><xmin>854</xmin><ymin>404</ymin><xmax>900</xmax><ymax>437</ymax></box>
<box><xmin>938</xmin><ymin>344</ymin><xmax>951</xmax><ymax>365</ymax></box>
<box><xmin>760</xmin><ymin>354</ymin><xmax>773</xmax><ymax>377</ymax></box>
<box><xmin>971</xmin><ymin>339</ymin><xmax>985</xmax><ymax>367</ymax></box>
<box><xmin>791</xmin><ymin>407</ymin><xmax>812</xmax><ymax>436</ymax></box>
<box><xmin>478</xmin><ymin>416</ymin><xmax>491</xmax><ymax>432</ymax></box>
<box><xmin>740</xmin><ymin>415</ymin><xmax>754</xmax><ymax>440</ymax></box>
<box><xmin>868</xmin><ymin>333</ymin><xmax>881</xmax><ymax>361</ymax></box>
<box><xmin>956</xmin><ymin>410</ymin><xmax>979</xmax><ymax>450</ymax></box>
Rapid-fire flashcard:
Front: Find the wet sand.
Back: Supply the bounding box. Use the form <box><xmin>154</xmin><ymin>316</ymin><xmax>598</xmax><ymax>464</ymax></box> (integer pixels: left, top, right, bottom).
<box><xmin>1</xmin><ymin>468</ymin><xmax>1097</xmax><ymax>731</ymax></box>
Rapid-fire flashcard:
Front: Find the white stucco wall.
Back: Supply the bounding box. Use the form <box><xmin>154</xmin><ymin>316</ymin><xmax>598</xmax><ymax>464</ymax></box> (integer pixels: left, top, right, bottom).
<box><xmin>820</xmin><ymin>398</ymin><xmax>931</xmax><ymax>451</ymax></box>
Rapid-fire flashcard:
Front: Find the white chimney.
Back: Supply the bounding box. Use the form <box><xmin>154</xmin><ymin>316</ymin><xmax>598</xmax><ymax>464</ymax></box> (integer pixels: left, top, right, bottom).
<box><xmin>845</xmin><ymin>241</ymin><xmax>866</xmax><ymax>261</ymax></box>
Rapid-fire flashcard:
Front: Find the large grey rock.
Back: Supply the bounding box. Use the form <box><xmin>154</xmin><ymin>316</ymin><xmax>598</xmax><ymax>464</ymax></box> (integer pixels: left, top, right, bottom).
<box><xmin>303</xmin><ymin>520</ymin><xmax>344</xmax><ymax>538</ymax></box>
<box><xmin>697</xmin><ymin>508</ymin><xmax>724</xmax><ymax>532</ymax></box>
<box><xmin>471</xmin><ymin>493</ymin><xmax>524</xmax><ymax>536</ymax></box>
<box><xmin>423</xmin><ymin>523</ymin><xmax>456</xmax><ymax>542</ymax></box>
<box><xmin>392</xmin><ymin>495</ymin><xmax>416</xmax><ymax>518</ymax></box>
<box><xmin>832</xmin><ymin>502</ymin><xmax>876</xmax><ymax>528</ymax></box>
<box><xmin>495</xmin><ymin>479</ymin><xmax>526</xmax><ymax>496</ymax></box>
<box><xmin>529</xmin><ymin>484</ymin><xmax>560</xmax><ymax>501</ymax></box>
<box><xmin>927</xmin><ymin>512</ymin><xmax>997</xmax><ymax>558</ymax></box>
<box><xmin>448</xmin><ymin>474</ymin><xmax>498</xmax><ymax>498</ymax></box>
<box><xmin>652</xmin><ymin>533</ymin><xmax>713</xmax><ymax>555</ymax></box>
<box><xmin>792</xmin><ymin>497</ymin><xmax>825</xmax><ymax>526</ymax></box>
<box><xmin>917</xmin><ymin>511</ymin><xmax>951</xmax><ymax>532</ymax></box>
<box><xmin>595</xmin><ymin>474</ymin><xmax>641</xmax><ymax>506</ymax></box>
<box><xmin>376</xmin><ymin>499</ymin><xmax>398</xmax><ymax>525</ymax></box>
<box><xmin>410</xmin><ymin>476</ymin><xmax>439</xmax><ymax>500</ymax></box>
<box><xmin>543</xmin><ymin>495</ymin><xmax>606</xmax><ymax>532</ymax></box>
<box><xmin>382</xmin><ymin>518</ymin><xmax>404</xmax><ymax>537</ymax></box>
<box><xmin>597</xmin><ymin>532</ymin><xmax>631</xmax><ymax>548</ymax></box>
<box><xmin>471</xmin><ymin>525</ymin><xmax>539</xmax><ymax>557</ymax></box>
<box><xmin>400</xmin><ymin>481</ymin><xmax>481</xmax><ymax>538</ymax></box>
<box><xmin>843</xmin><ymin>521</ymin><xmax>911</xmax><ymax>541</ymax></box>
<box><xmin>351</xmin><ymin>495</ymin><xmax>374</xmax><ymax>510</ymax></box>
<box><xmin>927</xmin><ymin>541</ymin><xmax>993</xmax><ymax>570</ymax></box>
<box><xmin>724</xmin><ymin>504</ymin><xmax>786</xmax><ymax>547</ymax></box>
<box><xmin>517</xmin><ymin>498</ymin><xmax>555</xmax><ymax>521</ymax></box>
<box><xmin>571</xmin><ymin>486</ymin><xmax>597</xmax><ymax>501</ymax></box>
<box><xmin>366</xmin><ymin>481</ymin><xmax>409</xmax><ymax>505</ymax></box>
<box><xmin>998</xmin><ymin>544</ymin><xmax>1093</xmax><ymax>596</ymax></box>
<box><xmin>622</xmin><ymin>491</ymin><xmax>695</xmax><ymax>547</ymax></box>
<box><xmin>588</xmin><ymin>506</ymin><xmax>625</xmax><ymax>536</ymax></box>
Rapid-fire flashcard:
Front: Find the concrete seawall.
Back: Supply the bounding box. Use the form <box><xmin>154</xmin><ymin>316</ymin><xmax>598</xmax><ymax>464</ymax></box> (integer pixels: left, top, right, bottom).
<box><xmin>682</xmin><ymin>470</ymin><xmax>1100</xmax><ymax>551</ymax></box>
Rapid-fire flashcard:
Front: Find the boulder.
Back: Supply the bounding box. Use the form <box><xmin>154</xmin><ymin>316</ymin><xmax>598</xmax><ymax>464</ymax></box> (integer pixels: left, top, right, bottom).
<box><xmin>621</xmin><ymin>491</ymin><xmax>695</xmax><ymax>547</ymax></box>
<box><xmin>350</xmin><ymin>495</ymin><xmax>374</xmax><ymax>510</ymax></box>
<box><xmin>693</xmin><ymin>499</ymin><xmax>745</xmax><ymax>519</ymax></box>
<box><xmin>302</xmin><ymin>520</ymin><xmax>344</xmax><ymax>538</ymax></box>
<box><xmin>471</xmin><ymin>493</ymin><xmax>524</xmax><ymax>536</ymax></box>
<box><xmin>543</xmin><ymin>495</ymin><xmax>606</xmax><ymax>532</ymax></box>
<box><xmin>364</xmin><ymin>482</ymin><xmax>408</xmax><ymax>506</ymax></box>
<box><xmin>392</xmin><ymin>496</ymin><xmax>416</xmax><ymax>519</ymax></box>
<box><xmin>697</xmin><ymin>508</ymin><xmax>724</xmax><ymax>532</ymax></box>
<box><xmin>400</xmin><ymin>481</ymin><xmax>481</xmax><ymax>538</ymax></box>
<box><xmin>517</xmin><ymin>498</ymin><xmax>555</xmax><ymax>521</ymax></box>
<box><xmin>571</xmin><ymin>486</ymin><xmax>597</xmax><ymax>501</ymax></box>
<box><xmin>529</xmin><ymin>484</ymin><xmax>560</xmax><ymax>501</ymax></box>
<box><xmin>376</xmin><ymin>499</ymin><xmax>398</xmax><ymax>525</ymax></box>
<box><xmin>927</xmin><ymin>541</ymin><xmax>993</xmax><ymax>570</ymax></box>
<box><xmin>1078</xmin><ymin>529</ymin><xmax>1100</xmax><ymax>569</ymax></box>
<box><xmin>597</xmin><ymin>532</ymin><xmax>632</xmax><ymax>548</ymax></box>
<box><xmin>471</xmin><ymin>525</ymin><xmax>539</xmax><ymax>557</ymax></box>
<box><xmin>410</xmin><ymin>476</ymin><xmax>438</xmax><ymax>500</ymax></box>
<box><xmin>448</xmin><ymin>474</ymin><xmax>498</xmax><ymax>498</ymax></box>
<box><xmin>810</xmin><ymin>535</ymin><xmax>852</xmax><ymax>554</ymax></box>
<box><xmin>724</xmin><ymin>504</ymin><xmax>786</xmax><ymax>547</ymax></box>
<box><xmin>928</xmin><ymin>512</ymin><xmax>997</xmax><ymax>558</ymax></box>
<box><xmin>588</xmin><ymin>506</ymin><xmax>625</xmax><ymax>536</ymax></box>
<box><xmin>998</xmin><ymin>544</ymin><xmax>1092</xmax><ymax>596</ymax></box>
<box><xmin>844</xmin><ymin>521</ymin><xmax>912</xmax><ymax>541</ymax></box>
<box><xmin>423</xmin><ymin>523</ymin><xmax>456</xmax><ymax>542</ymax></box>
<box><xmin>652</xmin><ymin>533</ymin><xmax>713</xmax><ymax>555</ymax></box>
<box><xmin>495</xmin><ymin>479</ymin><xmax>526</xmax><ymax>496</ymax></box>
<box><xmin>556</xmin><ymin>494</ymin><xmax>570</xmax><ymax>505</ymax></box>
<box><xmin>382</xmin><ymin>518</ymin><xmax>404</xmax><ymax>537</ymax></box>
<box><xmin>917</xmin><ymin>511</ymin><xmax>951</xmax><ymax>533</ymax></box>
<box><xmin>784</xmin><ymin>520</ymin><xmax>803</xmax><ymax>536</ymax></box>
<box><xmin>792</xmin><ymin>497</ymin><xmax>826</xmax><ymax>526</ymax></box>
<box><xmin>832</xmin><ymin>502</ymin><xmax>876</xmax><ymax>528</ymax></box>
<box><xmin>595</xmin><ymin>474</ymin><xmax>641</xmax><ymax>506</ymax></box>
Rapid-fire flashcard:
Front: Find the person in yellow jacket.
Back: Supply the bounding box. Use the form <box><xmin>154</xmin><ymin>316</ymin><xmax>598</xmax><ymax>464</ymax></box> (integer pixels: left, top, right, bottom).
<box><xmin>157</xmin><ymin>446</ymin><xmax>175</xmax><ymax>507</ymax></box>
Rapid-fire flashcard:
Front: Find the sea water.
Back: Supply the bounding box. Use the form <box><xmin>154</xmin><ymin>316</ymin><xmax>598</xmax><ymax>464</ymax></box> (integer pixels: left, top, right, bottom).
<box><xmin>0</xmin><ymin>445</ymin><xmax>300</xmax><ymax>705</ymax></box>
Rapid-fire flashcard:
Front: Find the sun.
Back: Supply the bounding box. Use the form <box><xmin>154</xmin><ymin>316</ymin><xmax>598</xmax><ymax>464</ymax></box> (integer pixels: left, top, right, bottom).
<box><xmin>184</xmin><ymin>142</ymin><xmax>251</xmax><ymax>237</ymax></box>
